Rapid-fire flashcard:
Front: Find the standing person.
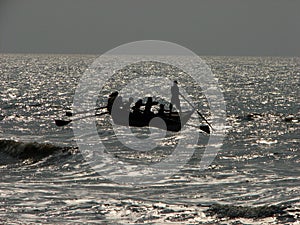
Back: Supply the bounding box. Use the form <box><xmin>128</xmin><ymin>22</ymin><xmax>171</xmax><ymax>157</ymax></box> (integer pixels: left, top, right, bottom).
<box><xmin>170</xmin><ymin>80</ymin><xmax>181</xmax><ymax>115</ymax></box>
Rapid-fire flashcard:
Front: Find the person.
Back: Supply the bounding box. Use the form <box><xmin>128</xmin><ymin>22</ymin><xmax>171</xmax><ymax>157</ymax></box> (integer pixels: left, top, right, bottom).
<box><xmin>144</xmin><ymin>97</ymin><xmax>158</xmax><ymax>116</ymax></box>
<box><xmin>107</xmin><ymin>91</ymin><xmax>119</xmax><ymax>114</ymax></box>
<box><xmin>123</xmin><ymin>97</ymin><xmax>134</xmax><ymax>111</ymax></box>
<box><xmin>131</xmin><ymin>99</ymin><xmax>144</xmax><ymax>119</ymax></box>
<box><xmin>132</xmin><ymin>99</ymin><xmax>144</xmax><ymax>111</ymax></box>
<box><xmin>170</xmin><ymin>80</ymin><xmax>181</xmax><ymax>115</ymax></box>
<box><xmin>112</xmin><ymin>95</ymin><xmax>123</xmax><ymax>113</ymax></box>
<box><xmin>157</xmin><ymin>104</ymin><xmax>166</xmax><ymax>117</ymax></box>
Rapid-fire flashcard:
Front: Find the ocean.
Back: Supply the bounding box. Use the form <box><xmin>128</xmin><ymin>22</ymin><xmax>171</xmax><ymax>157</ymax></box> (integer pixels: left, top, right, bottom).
<box><xmin>0</xmin><ymin>54</ymin><xmax>299</xmax><ymax>224</ymax></box>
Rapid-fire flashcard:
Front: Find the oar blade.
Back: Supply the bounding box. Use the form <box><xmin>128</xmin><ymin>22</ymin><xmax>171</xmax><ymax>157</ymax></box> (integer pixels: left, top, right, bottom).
<box><xmin>200</xmin><ymin>124</ymin><xmax>210</xmax><ymax>134</ymax></box>
<box><xmin>55</xmin><ymin>119</ymin><xmax>72</xmax><ymax>127</ymax></box>
<box><xmin>179</xmin><ymin>93</ymin><xmax>214</xmax><ymax>131</ymax></box>
<box><xmin>65</xmin><ymin>111</ymin><xmax>73</xmax><ymax>117</ymax></box>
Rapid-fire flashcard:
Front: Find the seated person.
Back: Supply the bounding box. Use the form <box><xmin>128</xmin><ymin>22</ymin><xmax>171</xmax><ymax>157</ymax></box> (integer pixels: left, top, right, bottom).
<box><xmin>123</xmin><ymin>97</ymin><xmax>134</xmax><ymax>111</ymax></box>
<box><xmin>111</xmin><ymin>95</ymin><xmax>123</xmax><ymax>118</ymax></box>
<box><xmin>107</xmin><ymin>91</ymin><xmax>119</xmax><ymax>114</ymax></box>
<box><xmin>132</xmin><ymin>99</ymin><xmax>144</xmax><ymax>113</ymax></box>
<box><xmin>131</xmin><ymin>99</ymin><xmax>144</xmax><ymax>120</ymax></box>
<box><xmin>157</xmin><ymin>104</ymin><xmax>166</xmax><ymax>117</ymax></box>
<box><xmin>144</xmin><ymin>97</ymin><xmax>158</xmax><ymax>116</ymax></box>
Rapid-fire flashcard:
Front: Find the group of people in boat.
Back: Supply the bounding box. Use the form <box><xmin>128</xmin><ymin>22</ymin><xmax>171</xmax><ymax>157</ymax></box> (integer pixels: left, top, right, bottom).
<box><xmin>107</xmin><ymin>80</ymin><xmax>181</xmax><ymax>119</ymax></box>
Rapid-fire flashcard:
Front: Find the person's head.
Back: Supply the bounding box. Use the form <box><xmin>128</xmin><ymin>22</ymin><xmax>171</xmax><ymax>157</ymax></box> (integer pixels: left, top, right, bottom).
<box><xmin>159</xmin><ymin>104</ymin><xmax>164</xmax><ymax>109</ymax></box>
<box><xmin>115</xmin><ymin>96</ymin><xmax>122</xmax><ymax>102</ymax></box>
<box><xmin>129</xmin><ymin>97</ymin><xmax>134</xmax><ymax>103</ymax></box>
<box><xmin>109</xmin><ymin>91</ymin><xmax>119</xmax><ymax>97</ymax></box>
<box><xmin>174</xmin><ymin>80</ymin><xmax>178</xmax><ymax>84</ymax></box>
<box><xmin>136</xmin><ymin>99</ymin><xmax>143</xmax><ymax>105</ymax></box>
<box><xmin>146</xmin><ymin>97</ymin><xmax>153</xmax><ymax>103</ymax></box>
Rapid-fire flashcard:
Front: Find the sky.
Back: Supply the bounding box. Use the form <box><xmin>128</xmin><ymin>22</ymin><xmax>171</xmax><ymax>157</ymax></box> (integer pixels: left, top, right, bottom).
<box><xmin>0</xmin><ymin>0</ymin><xmax>299</xmax><ymax>56</ymax></box>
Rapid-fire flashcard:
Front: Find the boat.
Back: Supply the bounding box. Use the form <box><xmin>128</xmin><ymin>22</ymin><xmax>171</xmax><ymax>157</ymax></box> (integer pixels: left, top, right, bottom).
<box><xmin>55</xmin><ymin>109</ymin><xmax>210</xmax><ymax>133</ymax></box>
<box><xmin>111</xmin><ymin>109</ymin><xmax>195</xmax><ymax>132</ymax></box>
<box><xmin>55</xmin><ymin>98</ymin><xmax>211</xmax><ymax>134</ymax></box>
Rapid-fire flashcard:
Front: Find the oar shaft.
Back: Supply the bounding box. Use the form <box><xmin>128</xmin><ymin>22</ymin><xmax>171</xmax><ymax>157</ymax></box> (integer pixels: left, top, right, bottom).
<box><xmin>55</xmin><ymin>112</ymin><xmax>109</xmax><ymax>127</ymax></box>
<box><xmin>179</xmin><ymin>93</ymin><xmax>214</xmax><ymax>131</ymax></box>
<box><xmin>73</xmin><ymin>111</ymin><xmax>109</xmax><ymax>121</ymax></box>
<box><xmin>66</xmin><ymin>106</ymin><xmax>107</xmax><ymax>116</ymax></box>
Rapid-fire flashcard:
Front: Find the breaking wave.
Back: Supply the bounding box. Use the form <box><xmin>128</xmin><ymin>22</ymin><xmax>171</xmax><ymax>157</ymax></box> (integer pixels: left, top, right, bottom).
<box><xmin>83</xmin><ymin>200</ymin><xmax>298</xmax><ymax>223</ymax></box>
<box><xmin>0</xmin><ymin>139</ymin><xmax>76</xmax><ymax>164</ymax></box>
<box><xmin>205</xmin><ymin>204</ymin><xmax>296</xmax><ymax>221</ymax></box>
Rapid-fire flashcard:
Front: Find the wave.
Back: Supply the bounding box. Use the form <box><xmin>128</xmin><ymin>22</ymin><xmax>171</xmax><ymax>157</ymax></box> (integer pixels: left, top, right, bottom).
<box><xmin>205</xmin><ymin>204</ymin><xmax>293</xmax><ymax>220</ymax></box>
<box><xmin>0</xmin><ymin>139</ymin><xmax>76</xmax><ymax>164</ymax></box>
<box><xmin>93</xmin><ymin>200</ymin><xmax>298</xmax><ymax>223</ymax></box>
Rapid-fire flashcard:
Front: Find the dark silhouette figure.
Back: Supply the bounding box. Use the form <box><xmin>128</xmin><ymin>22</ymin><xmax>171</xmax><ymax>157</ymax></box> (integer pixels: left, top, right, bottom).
<box><xmin>123</xmin><ymin>97</ymin><xmax>134</xmax><ymax>111</ymax></box>
<box><xmin>144</xmin><ymin>97</ymin><xmax>158</xmax><ymax>116</ymax></box>
<box><xmin>130</xmin><ymin>99</ymin><xmax>145</xmax><ymax>120</ymax></box>
<box><xmin>157</xmin><ymin>104</ymin><xmax>166</xmax><ymax>116</ymax></box>
<box><xmin>107</xmin><ymin>91</ymin><xmax>119</xmax><ymax>114</ymax></box>
<box><xmin>113</xmin><ymin>96</ymin><xmax>123</xmax><ymax>111</ymax></box>
<box><xmin>132</xmin><ymin>99</ymin><xmax>144</xmax><ymax>114</ymax></box>
<box><xmin>170</xmin><ymin>80</ymin><xmax>181</xmax><ymax>115</ymax></box>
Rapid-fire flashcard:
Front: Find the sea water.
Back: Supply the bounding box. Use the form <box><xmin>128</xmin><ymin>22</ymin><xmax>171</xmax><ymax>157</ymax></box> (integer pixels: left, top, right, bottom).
<box><xmin>0</xmin><ymin>54</ymin><xmax>299</xmax><ymax>224</ymax></box>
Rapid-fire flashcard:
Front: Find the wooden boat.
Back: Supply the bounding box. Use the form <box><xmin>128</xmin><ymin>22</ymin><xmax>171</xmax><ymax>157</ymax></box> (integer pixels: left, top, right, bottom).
<box><xmin>55</xmin><ymin>107</ymin><xmax>210</xmax><ymax>134</ymax></box>
<box><xmin>111</xmin><ymin>110</ymin><xmax>195</xmax><ymax>132</ymax></box>
<box><xmin>55</xmin><ymin>111</ymin><xmax>210</xmax><ymax>134</ymax></box>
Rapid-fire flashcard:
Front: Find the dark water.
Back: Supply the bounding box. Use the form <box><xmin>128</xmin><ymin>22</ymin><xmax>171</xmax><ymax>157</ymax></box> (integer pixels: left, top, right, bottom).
<box><xmin>0</xmin><ymin>54</ymin><xmax>299</xmax><ymax>224</ymax></box>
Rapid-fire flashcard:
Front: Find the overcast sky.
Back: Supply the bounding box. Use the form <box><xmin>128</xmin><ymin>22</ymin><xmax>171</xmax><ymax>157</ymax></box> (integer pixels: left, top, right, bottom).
<box><xmin>0</xmin><ymin>0</ymin><xmax>299</xmax><ymax>56</ymax></box>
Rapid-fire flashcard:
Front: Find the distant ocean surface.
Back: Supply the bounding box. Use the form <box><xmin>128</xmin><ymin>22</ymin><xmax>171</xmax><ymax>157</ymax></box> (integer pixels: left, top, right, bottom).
<box><xmin>0</xmin><ymin>54</ymin><xmax>299</xmax><ymax>224</ymax></box>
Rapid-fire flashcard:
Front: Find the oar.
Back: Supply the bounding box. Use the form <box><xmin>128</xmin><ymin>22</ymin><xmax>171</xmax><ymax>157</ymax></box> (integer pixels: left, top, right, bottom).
<box><xmin>164</xmin><ymin>113</ymin><xmax>210</xmax><ymax>134</ymax></box>
<box><xmin>55</xmin><ymin>112</ymin><xmax>109</xmax><ymax>127</ymax></box>
<box><xmin>179</xmin><ymin>93</ymin><xmax>214</xmax><ymax>132</ymax></box>
<box><xmin>65</xmin><ymin>106</ymin><xmax>107</xmax><ymax>117</ymax></box>
<box><xmin>199</xmin><ymin>124</ymin><xmax>210</xmax><ymax>134</ymax></box>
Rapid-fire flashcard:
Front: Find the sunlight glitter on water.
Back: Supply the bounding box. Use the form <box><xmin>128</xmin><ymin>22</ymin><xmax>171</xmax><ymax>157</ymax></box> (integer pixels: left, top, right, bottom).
<box><xmin>0</xmin><ymin>54</ymin><xmax>299</xmax><ymax>224</ymax></box>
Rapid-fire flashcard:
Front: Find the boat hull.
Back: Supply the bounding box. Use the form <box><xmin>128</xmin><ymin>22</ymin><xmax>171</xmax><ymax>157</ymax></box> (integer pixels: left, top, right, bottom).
<box><xmin>112</xmin><ymin>110</ymin><xmax>194</xmax><ymax>132</ymax></box>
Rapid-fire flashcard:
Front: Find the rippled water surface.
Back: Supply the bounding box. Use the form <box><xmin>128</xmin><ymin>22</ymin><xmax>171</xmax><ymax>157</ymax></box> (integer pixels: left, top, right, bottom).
<box><xmin>0</xmin><ymin>54</ymin><xmax>299</xmax><ymax>224</ymax></box>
